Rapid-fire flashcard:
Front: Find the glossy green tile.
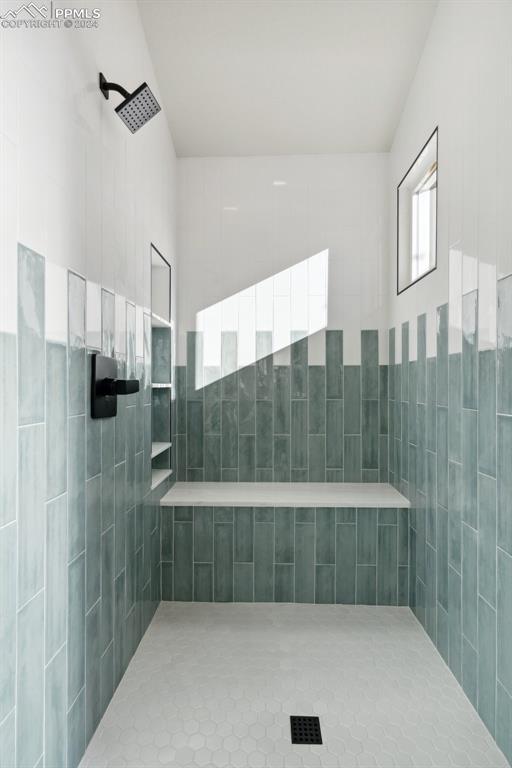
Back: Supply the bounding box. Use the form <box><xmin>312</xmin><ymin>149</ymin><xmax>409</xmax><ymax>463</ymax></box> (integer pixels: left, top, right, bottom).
<box><xmin>67</xmin><ymin>686</ymin><xmax>85</xmax><ymax>768</ymax></box>
<box><xmin>18</xmin><ymin>423</ymin><xmax>45</xmax><ymax>608</ymax></box>
<box><xmin>378</xmin><ymin>508</ymin><xmax>397</xmax><ymax>525</ymax></box>
<box><xmin>437</xmin><ymin>604</ymin><xmax>449</xmax><ymax>663</ymax></box>
<box><xmin>356</xmin><ymin>565</ymin><xmax>376</xmax><ymax>605</ymax></box>
<box><xmin>221</xmin><ymin>332</ymin><xmax>238</xmax><ymax>399</ymax></box>
<box><xmin>335</xmin><ymin>524</ymin><xmax>356</xmax><ymax>604</ymax></box>
<box><xmin>401</xmin><ymin>323</ymin><xmax>409</xmax><ymax>402</ymax></box>
<box><xmin>307</xmin><ymin>434</ymin><xmax>325</xmax><ymax>481</ymax></box>
<box><xmin>274</xmin><ymin>435</ymin><xmax>290</xmax><ymax>481</ymax></box>
<box><xmin>398</xmin><ymin>565</ymin><xmax>408</xmax><ymax>607</ymax></box>
<box><xmin>361</xmin><ymin>330</ymin><xmax>378</xmax><ymax>399</ymax></box>
<box><xmin>0</xmin><ymin>332</ymin><xmax>17</xmax><ymax>527</ymax></box>
<box><xmin>337</xmin><ymin>508</ymin><xmax>356</xmax><ymax>524</ymax></box>
<box><xmin>174</xmin><ymin>522</ymin><xmax>193</xmax><ymax>601</ymax></box>
<box><xmin>478</xmin><ymin>596</ymin><xmax>496</xmax><ymax>736</ymax></box>
<box><xmin>275</xmin><ymin>508</ymin><xmax>294</xmax><ymax>563</ymax></box>
<box><xmin>344</xmin><ymin>366</ymin><xmax>361</xmax><ymax>435</ymax></box>
<box><xmin>425</xmin><ymin>543</ymin><xmax>437</xmax><ymax>642</ymax></box>
<box><xmin>362</xmin><ymin>399</ymin><xmax>378</xmax><ymax>470</ymax></box>
<box><xmin>417</xmin><ymin>314</ymin><xmax>426</xmax><ymax>404</ymax></box>
<box><xmin>214</xmin><ymin>523</ymin><xmax>233</xmax><ymax>601</ymax></box>
<box><xmin>462</xmin><ymin>290</ymin><xmax>478</xmax><ymax>409</ymax></box>
<box><xmin>291</xmin><ymin>335</ymin><xmax>308</xmax><ymax>399</ymax></box>
<box><xmin>416</xmin><ymin>403</ymin><xmax>426</xmax><ymax>492</ymax></box>
<box><xmin>256</xmin><ymin>332</ymin><xmax>273</xmax><ymax>400</ymax></box>
<box><xmin>187</xmin><ymin>400</ymin><xmax>204</xmax><ymax>468</ymax></box>
<box><xmin>234</xmin><ymin>563</ymin><xmax>253</xmax><ymax>601</ymax></box>
<box><xmin>316</xmin><ymin>508</ymin><xmax>335</xmax><ymax>564</ymax></box>
<box><xmin>187</xmin><ymin>331</ymin><xmax>203</xmax><ymax>400</ymax></box>
<box><xmin>275</xmin><ymin>564</ymin><xmax>294</xmax><ymax>602</ymax></box>
<box><xmin>497</xmin><ymin>548</ymin><xmax>512</xmax><ymax>694</ymax></box>
<box><xmin>462</xmin><ymin>408</ymin><xmax>477</xmax><ymax>528</ymax></box>
<box><xmin>205</xmin><ymin>434</ymin><xmax>221</xmax><ymax>481</ymax></box>
<box><xmin>326</xmin><ymin>331</ymin><xmax>343</xmax><ymax>399</ymax></box>
<box><xmin>0</xmin><ymin>522</ymin><xmax>16</xmax><ymax>721</ymax></box>
<box><xmin>0</xmin><ymin>709</ymin><xmax>15</xmax><ymax>768</ymax></box>
<box><xmin>498</xmin><ymin>274</ymin><xmax>512</xmax><ymax>415</ymax></box>
<box><xmin>462</xmin><ymin>523</ymin><xmax>478</xmax><ymax>647</ymax></box>
<box><xmin>479</xmin><ymin>474</ymin><xmax>497</xmax><ymax>607</ymax></box>
<box><xmin>86</xmin><ymin>600</ymin><xmax>101</xmax><ymax>742</ymax></box>
<box><xmin>291</xmin><ymin>469</ymin><xmax>308</xmax><ymax>482</ymax></box>
<box><xmin>221</xmin><ymin>400</ymin><xmax>238</xmax><ymax>469</ymax></box>
<box><xmin>235</xmin><ymin>507</ymin><xmax>253</xmax><ymax>562</ymax></box>
<box><xmin>496</xmin><ymin>682</ymin><xmax>512</xmax><ymax>764</ymax></box>
<box><xmin>68</xmin><ymin>553</ymin><xmax>85</xmax><ymax>704</ymax></box>
<box><xmin>426</xmin><ymin>358</ymin><xmax>436</xmax><ymax>453</ymax></box>
<box><xmin>294</xmin><ymin>523</ymin><xmax>314</xmax><ymax>603</ymax></box>
<box><xmin>254</xmin><ymin>523</ymin><xmax>274</xmax><ymax>601</ymax></box>
<box><xmin>357</xmin><ymin>508</ymin><xmax>377</xmax><ymax>564</ymax></box>
<box><xmin>46</xmin><ymin>341</ymin><xmax>67</xmax><ymax>500</ymax></box>
<box><xmin>100</xmin><ymin>528</ymin><xmax>114</xmax><ymax>654</ymax></box>
<box><xmin>437</xmin><ymin>505</ymin><xmax>448</xmax><ymax>611</ymax></box>
<box><xmin>161</xmin><ymin>562</ymin><xmax>173</xmax><ymax>600</ymax></box>
<box><xmin>152</xmin><ymin>326</ymin><xmax>171</xmax><ymax>385</ymax></box>
<box><xmin>425</xmin><ymin>450</ymin><xmax>436</xmax><ymax>546</ymax></box>
<box><xmin>448</xmin><ymin>565</ymin><xmax>462</xmax><ymax>683</ymax></box>
<box><xmin>377</xmin><ymin>525</ymin><xmax>397</xmax><ymax>605</ymax></box>
<box><xmin>408</xmin><ymin>361</ymin><xmax>417</xmax><ymax>445</ymax></box>
<box><xmin>497</xmin><ymin>415</ymin><xmax>512</xmax><ymax>555</ymax></box>
<box><xmin>204</xmin><ymin>377</ymin><xmax>221</xmax><ymax>435</ymax></box>
<box><xmin>308</xmin><ymin>366</ymin><xmax>325</xmax><ymax>434</ymax></box>
<box><xmin>215</xmin><ymin>507</ymin><xmax>233</xmax><ymax>523</ymax></box>
<box><xmin>344</xmin><ymin>436</ymin><xmax>361</xmax><ymax>482</ymax></box>
<box><xmin>400</xmin><ymin>402</ymin><xmax>408</xmax><ymax>480</ymax></box>
<box><xmin>18</xmin><ymin>245</ymin><xmax>45</xmax><ymax>425</ymax></box>
<box><xmin>16</xmin><ymin>591</ymin><xmax>44</xmax><ymax>768</ymax></box>
<box><xmin>479</xmin><ymin>349</ymin><xmax>496</xmax><ymax>476</ymax></box>
<box><xmin>273</xmin><ymin>366</ymin><xmax>290</xmax><ymax>434</ymax></box>
<box><xmin>194</xmin><ymin>507</ymin><xmax>213</xmax><ymax>562</ymax></box>
<box><xmin>448</xmin><ymin>352</ymin><xmax>462</xmax><ymax>462</ymax></box>
<box><xmin>448</xmin><ymin>460</ymin><xmax>462</xmax><ymax>572</ymax></box>
<box><xmin>437</xmin><ymin>304</ymin><xmax>448</xmax><ymax>406</ymax></box>
<box><xmin>256</xmin><ymin>400</ymin><xmax>273</xmax><ymax>469</ymax></box>
<box><xmin>255</xmin><ymin>507</ymin><xmax>273</xmax><ymax>523</ymax></box>
<box><xmin>296</xmin><ymin>508</ymin><xmax>315</xmax><ymax>523</ymax></box>
<box><xmin>437</xmin><ymin>406</ymin><xmax>448</xmax><ymax>509</ymax></box>
<box><xmin>291</xmin><ymin>399</ymin><xmax>308</xmax><ymax>469</ymax></box>
<box><xmin>114</xmin><ymin>462</ymin><xmax>125</xmax><ymax>576</ymax></box>
<box><xmin>177</xmin><ymin>366</ymin><xmax>187</xmax><ymax>433</ymax></box>
<box><xmin>238</xmin><ymin>367</ymin><xmax>256</xmax><ymax>437</ymax></box>
<box><xmin>462</xmin><ymin>636</ymin><xmax>478</xmax><ymax>708</ymax></box>
<box><xmin>194</xmin><ymin>563</ymin><xmax>213</xmax><ymax>601</ymax></box>
<box><xmin>315</xmin><ymin>565</ymin><xmax>334</xmax><ymax>604</ymax></box>
<box><xmin>86</xmin><ymin>475</ymin><xmax>101</xmax><ymax>610</ymax></box>
<box><xmin>325</xmin><ymin>398</ymin><xmax>343</xmax><ymax>471</ymax></box>
<box><xmin>45</xmin><ymin>643</ymin><xmax>67</xmax><ymax>768</ymax></box>
<box><xmin>239</xmin><ymin>434</ymin><xmax>256</xmax><ymax>481</ymax></box>
<box><xmin>221</xmin><ymin>468</ymin><xmax>237</xmax><ymax>482</ymax></box>
<box><xmin>379</xmin><ymin>435</ymin><xmax>388</xmax><ymax>482</ymax></box>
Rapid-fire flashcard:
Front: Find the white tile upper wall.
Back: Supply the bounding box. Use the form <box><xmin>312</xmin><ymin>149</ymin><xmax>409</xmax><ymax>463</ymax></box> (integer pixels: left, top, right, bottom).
<box><xmin>177</xmin><ymin>153</ymin><xmax>389</xmax><ymax>365</ymax></box>
<box><xmin>388</xmin><ymin>0</ymin><xmax>512</xmax><ymax>355</ymax></box>
<box><xmin>0</xmin><ymin>0</ymin><xmax>177</xmax><ymax>331</ymax></box>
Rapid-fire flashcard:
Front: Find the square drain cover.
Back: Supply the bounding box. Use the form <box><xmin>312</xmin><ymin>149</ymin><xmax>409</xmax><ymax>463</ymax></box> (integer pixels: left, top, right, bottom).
<box><xmin>290</xmin><ymin>715</ymin><xmax>323</xmax><ymax>744</ymax></box>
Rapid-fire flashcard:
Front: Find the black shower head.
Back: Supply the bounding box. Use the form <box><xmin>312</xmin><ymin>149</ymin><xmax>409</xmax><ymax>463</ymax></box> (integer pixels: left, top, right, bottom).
<box><xmin>99</xmin><ymin>73</ymin><xmax>161</xmax><ymax>133</ymax></box>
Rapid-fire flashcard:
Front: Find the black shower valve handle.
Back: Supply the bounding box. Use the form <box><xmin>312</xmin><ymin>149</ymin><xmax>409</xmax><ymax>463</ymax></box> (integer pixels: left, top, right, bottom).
<box><xmin>97</xmin><ymin>377</ymin><xmax>140</xmax><ymax>397</ymax></box>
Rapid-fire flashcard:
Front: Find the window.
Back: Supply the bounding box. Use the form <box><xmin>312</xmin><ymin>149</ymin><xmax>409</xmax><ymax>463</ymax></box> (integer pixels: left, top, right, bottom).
<box><xmin>397</xmin><ymin>128</ymin><xmax>438</xmax><ymax>294</ymax></box>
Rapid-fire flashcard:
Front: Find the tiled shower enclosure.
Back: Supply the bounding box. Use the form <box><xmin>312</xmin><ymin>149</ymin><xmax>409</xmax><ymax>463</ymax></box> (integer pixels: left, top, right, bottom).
<box><xmin>0</xmin><ymin>244</ymin><xmax>167</xmax><ymax>768</ymax></box>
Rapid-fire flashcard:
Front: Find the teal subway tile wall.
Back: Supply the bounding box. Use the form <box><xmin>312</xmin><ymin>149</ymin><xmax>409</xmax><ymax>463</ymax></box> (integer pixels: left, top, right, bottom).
<box><xmin>389</xmin><ymin>284</ymin><xmax>512</xmax><ymax>765</ymax></box>
<box><xmin>0</xmin><ymin>244</ymin><xmax>170</xmax><ymax>768</ymax></box>
<box><xmin>175</xmin><ymin>329</ymin><xmax>389</xmax><ymax>483</ymax></box>
<box><xmin>160</xmin><ymin>506</ymin><xmax>409</xmax><ymax>606</ymax></box>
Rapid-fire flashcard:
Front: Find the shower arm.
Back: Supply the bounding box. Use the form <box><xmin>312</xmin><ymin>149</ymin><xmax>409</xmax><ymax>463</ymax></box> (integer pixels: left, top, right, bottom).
<box><xmin>99</xmin><ymin>73</ymin><xmax>129</xmax><ymax>101</ymax></box>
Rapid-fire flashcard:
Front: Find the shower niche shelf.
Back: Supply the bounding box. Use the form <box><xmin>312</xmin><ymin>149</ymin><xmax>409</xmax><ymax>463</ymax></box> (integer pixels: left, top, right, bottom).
<box><xmin>150</xmin><ymin>243</ymin><xmax>174</xmax><ymax>496</ymax></box>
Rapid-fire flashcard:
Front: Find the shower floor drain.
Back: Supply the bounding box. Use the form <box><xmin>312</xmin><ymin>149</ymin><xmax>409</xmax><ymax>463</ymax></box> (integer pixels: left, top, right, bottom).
<box><xmin>290</xmin><ymin>715</ymin><xmax>323</xmax><ymax>744</ymax></box>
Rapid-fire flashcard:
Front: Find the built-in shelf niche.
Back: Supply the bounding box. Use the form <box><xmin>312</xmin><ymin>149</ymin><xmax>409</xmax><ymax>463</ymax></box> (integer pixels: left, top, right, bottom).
<box><xmin>150</xmin><ymin>243</ymin><xmax>173</xmax><ymax>493</ymax></box>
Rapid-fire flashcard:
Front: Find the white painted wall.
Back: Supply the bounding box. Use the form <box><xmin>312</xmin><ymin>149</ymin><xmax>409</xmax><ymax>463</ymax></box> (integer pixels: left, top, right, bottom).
<box><xmin>177</xmin><ymin>154</ymin><xmax>389</xmax><ymax>365</ymax></box>
<box><xmin>0</xmin><ymin>0</ymin><xmax>177</xmax><ymax>344</ymax></box>
<box><xmin>388</xmin><ymin>0</ymin><xmax>512</xmax><ymax>360</ymax></box>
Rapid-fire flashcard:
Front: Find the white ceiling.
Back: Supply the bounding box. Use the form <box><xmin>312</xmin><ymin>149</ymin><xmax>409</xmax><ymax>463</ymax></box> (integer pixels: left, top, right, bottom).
<box><xmin>139</xmin><ymin>0</ymin><xmax>437</xmax><ymax>157</ymax></box>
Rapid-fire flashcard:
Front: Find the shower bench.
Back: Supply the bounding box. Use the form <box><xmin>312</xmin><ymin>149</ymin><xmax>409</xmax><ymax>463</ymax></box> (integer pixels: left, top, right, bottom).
<box><xmin>159</xmin><ymin>481</ymin><xmax>410</xmax><ymax>508</ymax></box>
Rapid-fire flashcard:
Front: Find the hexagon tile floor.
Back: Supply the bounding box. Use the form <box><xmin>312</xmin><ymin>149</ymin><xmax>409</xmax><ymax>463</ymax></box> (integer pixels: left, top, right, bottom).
<box><xmin>80</xmin><ymin>603</ymin><xmax>509</xmax><ymax>768</ymax></box>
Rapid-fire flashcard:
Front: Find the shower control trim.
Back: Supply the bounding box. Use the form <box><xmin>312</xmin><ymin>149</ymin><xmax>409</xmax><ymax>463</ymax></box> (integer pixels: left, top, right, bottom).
<box><xmin>91</xmin><ymin>353</ymin><xmax>140</xmax><ymax>419</ymax></box>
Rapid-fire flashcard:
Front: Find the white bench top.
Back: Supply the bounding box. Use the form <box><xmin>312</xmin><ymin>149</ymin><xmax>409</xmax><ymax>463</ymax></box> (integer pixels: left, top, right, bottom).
<box><xmin>160</xmin><ymin>482</ymin><xmax>409</xmax><ymax>508</ymax></box>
